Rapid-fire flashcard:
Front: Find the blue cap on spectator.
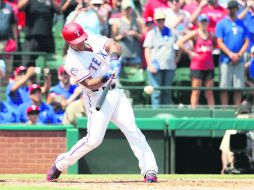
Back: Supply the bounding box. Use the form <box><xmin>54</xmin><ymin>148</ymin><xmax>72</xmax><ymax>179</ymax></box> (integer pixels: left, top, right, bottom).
<box><xmin>198</xmin><ymin>14</ymin><xmax>209</xmax><ymax>22</ymax></box>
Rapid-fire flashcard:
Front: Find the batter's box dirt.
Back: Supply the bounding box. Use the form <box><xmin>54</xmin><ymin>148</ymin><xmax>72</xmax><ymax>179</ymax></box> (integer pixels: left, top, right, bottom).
<box><xmin>1</xmin><ymin>174</ymin><xmax>254</xmax><ymax>190</ymax></box>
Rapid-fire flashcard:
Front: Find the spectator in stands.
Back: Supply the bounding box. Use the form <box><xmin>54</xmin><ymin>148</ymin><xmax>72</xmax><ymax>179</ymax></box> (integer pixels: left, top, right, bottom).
<box><xmin>238</xmin><ymin>1</ymin><xmax>254</xmax><ymax>61</ymax></box>
<box><xmin>26</xmin><ymin>104</ymin><xmax>41</xmax><ymax>125</ymax></box>
<box><xmin>143</xmin><ymin>10</ymin><xmax>179</xmax><ymax>106</ymax></box>
<box><xmin>244</xmin><ymin>46</ymin><xmax>254</xmax><ymax>103</ymax></box>
<box><xmin>0</xmin><ymin>99</ymin><xmax>18</xmax><ymax>123</ymax></box>
<box><xmin>216</xmin><ymin>0</ymin><xmax>249</xmax><ymax>106</ymax></box>
<box><xmin>112</xmin><ymin>0</ymin><xmax>142</xmax><ymax>67</ymax></box>
<box><xmin>6</xmin><ymin>66</ymin><xmax>35</xmax><ymax>109</ymax></box>
<box><xmin>61</xmin><ymin>0</ymin><xmax>79</xmax><ymax>23</ymax></box>
<box><xmin>177</xmin><ymin>14</ymin><xmax>215</xmax><ymax>108</ymax></box>
<box><xmin>62</xmin><ymin>97</ymin><xmax>86</xmax><ymax>125</ymax></box>
<box><xmin>65</xmin><ymin>0</ymin><xmax>102</xmax><ymax>36</ymax></box>
<box><xmin>0</xmin><ymin>60</ymin><xmax>6</xmax><ymax>79</ymax></box>
<box><xmin>0</xmin><ymin>0</ymin><xmax>18</xmax><ymax>77</ymax></box>
<box><xmin>141</xmin><ymin>17</ymin><xmax>155</xmax><ymax>69</ymax></box>
<box><xmin>47</xmin><ymin>66</ymin><xmax>82</xmax><ymax>123</ymax></box>
<box><xmin>165</xmin><ymin>0</ymin><xmax>193</xmax><ymax>68</ymax></box>
<box><xmin>0</xmin><ymin>0</ymin><xmax>18</xmax><ymax>50</ymax></box>
<box><xmin>90</xmin><ymin>0</ymin><xmax>110</xmax><ymax>36</ymax></box>
<box><xmin>142</xmin><ymin>0</ymin><xmax>170</xmax><ymax>19</ymax></box>
<box><xmin>190</xmin><ymin>0</ymin><xmax>227</xmax><ymax>33</ymax></box>
<box><xmin>165</xmin><ymin>0</ymin><xmax>192</xmax><ymax>38</ymax></box>
<box><xmin>183</xmin><ymin>0</ymin><xmax>201</xmax><ymax>14</ymax></box>
<box><xmin>133</xmin><ymin>0</ymin><xmax>143</xmax><ymax>18</ymax></box>
<box><xmin>18</xmin><ymin>0</ymin><xmax>61</xmax><ymax>67</ymax></box>
<box><xmin>108</xmin><ymin>0</ymin><xmax>122</xmax><ymax>27</ymax></box>
<box><xmin>18</xmin><ymin>84</ymin><xmax>57</xmax><ymax>124</ymax></box>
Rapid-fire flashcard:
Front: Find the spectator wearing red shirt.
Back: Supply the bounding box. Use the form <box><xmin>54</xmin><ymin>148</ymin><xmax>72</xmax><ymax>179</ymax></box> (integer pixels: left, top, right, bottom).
<box><xmin>190</xmin><ymin>0</ymin><xmax>227</xmax><ymax>33</ymax></box>
<box><xmin>183</xmin><ymin>0</ymin><xmax>200</xmax><ymax>14</ymax></box>
<box><xmin>142</xmin><ymin>0</ymin><xmax>169</xmax><ymax>19</ymax></box>
<box><xmin>177</xmin><ymin>14</ymin><xmax>215</xmax><ymax>108</ymax></box>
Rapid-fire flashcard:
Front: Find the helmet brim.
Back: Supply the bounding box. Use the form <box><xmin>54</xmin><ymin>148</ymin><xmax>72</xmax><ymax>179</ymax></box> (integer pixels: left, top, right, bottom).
<box><xmin>67</xmin><ymin>32</ymin><xmax>88</xmax><ymax>45</ymax></box>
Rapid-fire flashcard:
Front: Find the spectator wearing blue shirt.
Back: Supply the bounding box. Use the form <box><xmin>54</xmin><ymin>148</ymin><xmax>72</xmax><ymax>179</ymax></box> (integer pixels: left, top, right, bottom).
<box><xmin>238</xmin><ymin>1</ymin><xmax>254</xmax><ymax>54</ymax></box>
<box><xmin>0</xmin><ymin>100</ymin><xmax>18</xmax><ymax>123</ymax></box>
<box><xmin>216</xmin><ymin>0</ymin><xmax>249</xmax><ymax>106</ymax></box>
<box><xmin>18</xmin><ymin>84</ymin><xmax>57</xmax><ymax>124</ymax></box>
<box><xmin>6</xmin><ymin>66</ymin><xmax>35</xmax><ymax>109</ymax></box>
<box><xmin>49</xmin><ymin>66</ymin><xmax>78</xmax><ymax>102</ymax></box>
<box><xmin>47</xmin><ymin>66</ymin><xmax>81</xmax><ymax>123</ymax></box>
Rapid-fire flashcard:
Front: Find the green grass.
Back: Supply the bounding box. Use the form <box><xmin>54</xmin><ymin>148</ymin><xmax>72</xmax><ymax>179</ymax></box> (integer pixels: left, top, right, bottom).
<box><xmin>0</xmin><ymin>174</ymin><xmax>254</xmax><ymax>190</ymax></box>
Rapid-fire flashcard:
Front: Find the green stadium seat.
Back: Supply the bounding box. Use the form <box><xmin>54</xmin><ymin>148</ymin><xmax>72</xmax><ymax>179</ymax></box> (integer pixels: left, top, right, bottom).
<box><xmin>174</xmin><ymin>67</ymin><xmax>190</xmax><ymax>83</ymax></box>
<box><xmin>214</xmin><ymin>67</ymin><xmax>219</xmax><ymax>83</ymax></box>
<box><xmin>120</xmin><ymin>66</ymin><xmax>147</xmax><ymax>84</ymax></box>
<box><xmin>119</xmin><ymin>66</ymin><xmax>148</xmax><ymax>105</ymax></box>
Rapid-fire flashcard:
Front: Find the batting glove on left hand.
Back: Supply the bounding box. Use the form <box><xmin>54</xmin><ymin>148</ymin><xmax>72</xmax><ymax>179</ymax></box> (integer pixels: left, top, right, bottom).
<box><xmin>109</xmin><ymin>60</ymin><xmax>121</xmax><ymax>78</ymax></box>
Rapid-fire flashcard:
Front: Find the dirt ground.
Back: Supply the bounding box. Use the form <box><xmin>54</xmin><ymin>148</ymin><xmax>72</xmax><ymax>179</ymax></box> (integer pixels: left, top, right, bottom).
<box><xmin>1</xmin><ymin>176</ymin><xmax>254</xmax><ymax>190</ymax></box>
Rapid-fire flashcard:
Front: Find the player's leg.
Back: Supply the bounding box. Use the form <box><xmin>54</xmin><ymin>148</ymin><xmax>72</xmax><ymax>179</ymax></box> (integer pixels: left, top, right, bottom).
<box><xmin>111</xmin><ymin>90</ymin><xmax>158</xmax><ymax>182</ymax></box>
<box><xmin>47</xmin><ymin>93</ymin><xmax>114</xmax><ymax>181</ymax></box>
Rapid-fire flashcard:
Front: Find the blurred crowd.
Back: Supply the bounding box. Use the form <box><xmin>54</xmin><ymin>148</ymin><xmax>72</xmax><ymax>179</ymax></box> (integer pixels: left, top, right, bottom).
<box><xmin>0</xmin><ymin>0</ymin><xmax>254</xmax><ymax>124</ymax></box>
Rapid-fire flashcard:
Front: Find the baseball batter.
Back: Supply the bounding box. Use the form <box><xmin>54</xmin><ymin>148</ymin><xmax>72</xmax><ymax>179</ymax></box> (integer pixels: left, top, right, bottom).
<box><xmin>47</xmin><ymin>22</ymin><xmax>158</xmax><ymax>183</ymax></box>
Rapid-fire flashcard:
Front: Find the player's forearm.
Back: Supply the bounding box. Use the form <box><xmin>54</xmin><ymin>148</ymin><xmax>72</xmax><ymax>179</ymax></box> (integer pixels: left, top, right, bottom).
<box><xmin>79</xmin><ymin>77</ymin><xmax>106</xmax><ymax>90</ymax></box>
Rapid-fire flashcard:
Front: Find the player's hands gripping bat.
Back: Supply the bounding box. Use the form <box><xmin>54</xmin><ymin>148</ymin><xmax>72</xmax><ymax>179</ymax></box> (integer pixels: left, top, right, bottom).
<box><xmin>95</xmin><ymin>60</ymin><xmax>121</xmax><ymax>111</ymax></box>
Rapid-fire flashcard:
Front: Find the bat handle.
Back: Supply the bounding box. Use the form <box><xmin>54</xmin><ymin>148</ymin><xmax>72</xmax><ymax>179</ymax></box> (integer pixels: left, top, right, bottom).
<box><xmin>95</xmin><ymin>76</ymin><xmax>114</xmax><ymax>111</ymax></box>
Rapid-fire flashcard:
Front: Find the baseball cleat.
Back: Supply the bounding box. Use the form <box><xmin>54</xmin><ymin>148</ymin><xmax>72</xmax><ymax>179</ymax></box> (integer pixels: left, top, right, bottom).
<box><xmin>144</xmin><ymin>172</ymin><xmax>157</xmax><ymax>183</ymax></box>
<box><xmin>47</xmin><ymin>164</ymin><xmax>62</xmax><ymax>182</ymax></box>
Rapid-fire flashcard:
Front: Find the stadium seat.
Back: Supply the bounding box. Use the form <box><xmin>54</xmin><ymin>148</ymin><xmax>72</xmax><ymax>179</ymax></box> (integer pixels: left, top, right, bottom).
<box><xmin>120</xmin><ymin>66</ymin><xmax>147</xmax><ymax>84</ymax></box>
<box><xmin>174</xmin><ymin>67</ymin><xmax>190</xmax><ymax>83</ymax></box>
<box><xmin>119</xmin><ymin>66</ymin><xmax>148</xmax><ymax>105</ymax></box>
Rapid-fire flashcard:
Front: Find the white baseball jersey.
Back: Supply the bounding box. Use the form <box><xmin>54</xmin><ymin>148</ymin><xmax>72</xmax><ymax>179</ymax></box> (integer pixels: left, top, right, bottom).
<box><xmin>64</xmin><ymin>34</ymin><xmax>113</xmax><ymax>92</ymax></box>
<box><xmin>54</xmin><ymin>34</ymin><xmax>158</xmax><ymax>176</ymax></box>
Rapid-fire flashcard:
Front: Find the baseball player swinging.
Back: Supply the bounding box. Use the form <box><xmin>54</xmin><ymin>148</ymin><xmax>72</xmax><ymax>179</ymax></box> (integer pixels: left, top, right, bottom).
<box><xmin>47</xmin><ymin>22</ymin><xmax>158</xmax><ymax>183</ymax></box>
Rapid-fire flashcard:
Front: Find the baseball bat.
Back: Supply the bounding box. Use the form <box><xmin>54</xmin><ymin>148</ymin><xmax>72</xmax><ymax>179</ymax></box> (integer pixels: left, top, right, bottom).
<box><xmin>95</xmin><ymin>75</ymin><xmax>114</xmax><ymax>111</ymax></box>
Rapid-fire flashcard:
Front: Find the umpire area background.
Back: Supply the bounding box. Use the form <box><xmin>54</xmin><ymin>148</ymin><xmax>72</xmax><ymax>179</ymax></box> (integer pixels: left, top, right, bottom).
<box><xmin>78</xmin><ymin>129</ymin><xmax>221</xmax><ymax>174</ymax></box>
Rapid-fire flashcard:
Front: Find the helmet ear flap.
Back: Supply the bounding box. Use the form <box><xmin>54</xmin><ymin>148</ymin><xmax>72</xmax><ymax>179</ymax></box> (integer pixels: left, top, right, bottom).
<box><xmin>62</xmin><ymin>23</ymin><xmax>88</xmax><ymax>45</ymax></box>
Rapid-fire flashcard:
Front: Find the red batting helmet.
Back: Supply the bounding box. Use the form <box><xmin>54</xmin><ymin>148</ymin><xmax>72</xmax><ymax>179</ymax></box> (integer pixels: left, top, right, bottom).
<box><xmin>62</xmin><ymin>22</ymin><xmax>88</xmax><ymax>45</ymax></box>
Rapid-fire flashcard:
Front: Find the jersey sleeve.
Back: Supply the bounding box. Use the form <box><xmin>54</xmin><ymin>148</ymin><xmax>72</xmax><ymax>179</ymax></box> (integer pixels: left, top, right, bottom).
<box><xmin>64</xmin><ymin>55</ymin><xmax>91</xmax><ymax>83</ymax></box>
